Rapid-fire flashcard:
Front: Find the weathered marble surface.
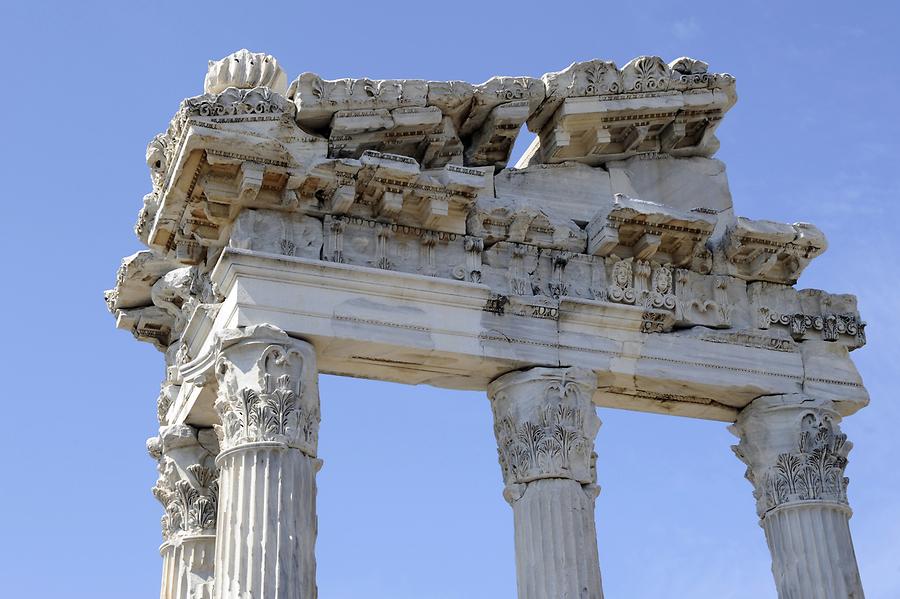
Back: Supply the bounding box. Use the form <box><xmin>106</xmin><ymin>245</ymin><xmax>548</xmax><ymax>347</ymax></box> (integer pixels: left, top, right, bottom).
<box><xmin>148</xmin><ymin>425</ymin><xmax>219</xmax><ymax>599</ymax></box>
<box><xmin>212</xmin><ymin>325</ymin><xmax>321</xmax><ymax>599</ymax></box>
<box><xmin>107</xmin><ymin>50</ymin><xmax>870</xmax><ymax>599</ymax></box>
<box><xmin>490</xmin><ymin>367</ymin><xmax>605</xmax><ymax>599</ymax></box>
<box><xmin>521</xmin><ymin>57</ymin><xmax>736</xmax><ymax>167</ymax></box>
<box><xmin>731</xmin><ymin>394</ymin><xmax>865</xmax><ymax>598</ymax></box>
<box><xmin>107</xmin><ymin>44</ymin><xmax>868</xmax><ymax>443</ymax></box>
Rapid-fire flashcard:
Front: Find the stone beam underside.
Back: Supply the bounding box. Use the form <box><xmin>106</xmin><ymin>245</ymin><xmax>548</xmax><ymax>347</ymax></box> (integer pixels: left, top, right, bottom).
<box><xmin>165</xmin><ymin>249</ymin><xmax>865</xmax><ymax>426</ymax></box>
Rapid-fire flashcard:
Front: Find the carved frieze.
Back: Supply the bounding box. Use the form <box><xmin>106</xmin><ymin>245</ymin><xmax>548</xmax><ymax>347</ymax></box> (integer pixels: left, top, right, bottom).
<box><xmin>482</xmin><ymin>241</ymin><xmax>540</xmax><ymax>297</ymax></box>
<box><xmin>186</xmin><ymin>87</ymin><xmax>294</xmax><ymax>120</ymax></box>
<box><xmin>602</xmin><ymin>257</ymin><xmax>677</xmax><ymax>312</ymax></box>
<box><xmin>489</xmin><ymin>368</ymin><xmax>600</xmax><ymax>491</ymax></box>
<box><xmin>213</xmin><ymin>325</ymin><xmax>320</xmax><ymax>455</ymax></box>
<box><xmin>322</xmin><ymin>215</ymin><xmax>472</xmax><ymax>279</ymax></box>
<box><xmin>111</xmin><ymin>49</ymin><xmax>871</xmax><ymax>391</ymax></box>
<box><xmin>749</xmin><ymin>283</ymin><xmax>865</xmax><ymax>349</ymax></box>
<box><xmin>674</xmin><ymin>269</ymin><xmax>748</xmax><ymax>329</ymax></box>
<box><xmin>230</xmin><ymin>208</ymin><xmax>323</xmax><ymax>259</ymax></box>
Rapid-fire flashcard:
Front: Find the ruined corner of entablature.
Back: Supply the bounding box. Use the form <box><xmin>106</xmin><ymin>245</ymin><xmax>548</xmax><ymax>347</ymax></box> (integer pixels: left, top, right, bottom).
<box><xmin>107</xmin><ymin>248</ymin><xmax>225</xmax><ymax>361</ymax></box>
<box><xmin>743</xmin><ymin>279</ymin><xmax>867</xmax><ymax>352</ymax></box>
<box><xmin>713</xmin><ymin>218</ymin><xmax>828</xmax><ymax>286</ymax></box>
<box><xmin>135</xmin><ymin>51</ymin><xmax>335</xmax><ymax>271</ymax></box>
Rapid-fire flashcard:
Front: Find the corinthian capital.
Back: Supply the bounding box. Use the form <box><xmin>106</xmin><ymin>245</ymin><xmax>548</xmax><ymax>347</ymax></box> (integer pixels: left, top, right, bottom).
<box><xmin>148</xmin><ymin>425</ymin><xmax>220</xmax><ymax>542</ymax></box>
<box><xmin>730</xmin><ymin>394</ymin><xmax>852</xmax><ymax>518</ymax></box>
<box><xmin>213</xmin><ymin>324</ymin><xmax>319</xmax><ymax>456</ymax></box>
<box><xmin>488</xmin><ymin>367</ymin><xmax>600</xmax><ymax>490</ymax></box>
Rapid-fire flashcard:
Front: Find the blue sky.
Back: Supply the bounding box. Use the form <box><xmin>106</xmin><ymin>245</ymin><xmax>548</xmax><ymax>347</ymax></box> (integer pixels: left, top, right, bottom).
<box><xmin>1</xmin><ymin>1</ymin><xmax>898</xmax><ymax>597</ymax></box>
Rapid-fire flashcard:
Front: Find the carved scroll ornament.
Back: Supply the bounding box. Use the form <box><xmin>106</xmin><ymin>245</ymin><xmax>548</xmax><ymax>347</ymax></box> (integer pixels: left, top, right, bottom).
<box><xmin>213</xmin><ymin>326</ymin><xmax>320</xmax><ymax>456</ymax></box>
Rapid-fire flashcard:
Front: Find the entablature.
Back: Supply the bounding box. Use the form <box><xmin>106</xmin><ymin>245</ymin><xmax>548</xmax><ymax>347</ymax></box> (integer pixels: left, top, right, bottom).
<box><xmin>160</xmin><ymin>249</ymin><xmax>866</xmax><ymax>431</ymax></box>
<box><xmin>108</xmin><ymin>50</ymin><xmax>867</xmax><ymax>430</ymax></box>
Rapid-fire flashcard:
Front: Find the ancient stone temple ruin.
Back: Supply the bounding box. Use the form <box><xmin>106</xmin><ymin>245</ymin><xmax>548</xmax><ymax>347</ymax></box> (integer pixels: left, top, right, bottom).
<box><xmin>107</xmin><ymin>49</ymin><xmax>869</xmax><ymax>599</ymax></box>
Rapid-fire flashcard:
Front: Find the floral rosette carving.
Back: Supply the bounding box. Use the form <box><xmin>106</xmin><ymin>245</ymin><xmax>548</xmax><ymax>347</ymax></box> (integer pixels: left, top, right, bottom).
<box><xmin>186</xmin><ymin>87</ymin><xmax>292</xmax><ymax>118</ymax></box>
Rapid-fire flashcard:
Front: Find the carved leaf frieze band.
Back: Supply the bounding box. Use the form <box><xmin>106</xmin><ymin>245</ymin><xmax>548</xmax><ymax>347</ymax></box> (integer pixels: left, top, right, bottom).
<box><xmin>758</xmin><ymin>309</ymin><xmax>865</xmax><ymax>345</ymax></box>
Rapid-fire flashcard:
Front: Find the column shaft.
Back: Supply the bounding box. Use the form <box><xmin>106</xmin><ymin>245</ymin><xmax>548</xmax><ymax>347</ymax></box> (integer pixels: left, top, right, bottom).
<box><xmin>160</xmin><ymin>536</ymin><xmax>216</xmax><ymax>599</ymax></box>
<box><xmin>489</xmin><ymin>367</ymin><xmax>604</xmax><ymax>599</ymax></box>
<box><xmin>215</xmin><ymin>445</ymin><xmax>318</xmax><ymax>599</ymax></box>
<box><xmin>763</xmin><ymin>503</ymin><xmax>863</xmax><ymax>599</ymax></box>
<box><xmin>212</xmin><ymin>325</ymin><xmax>321</xmax><ymax>599</ymax></box>
<box><xmin>513</xmin><ymin>479</ymin><xmax>603</xmax><ymax>599</ymax></box>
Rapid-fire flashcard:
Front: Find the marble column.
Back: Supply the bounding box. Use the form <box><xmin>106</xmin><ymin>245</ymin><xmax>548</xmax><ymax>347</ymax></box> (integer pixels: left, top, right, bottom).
<box><xmin>488</xmin><ymin>367</ymin><xmax>604</xmax><ymax>599</ymax></box>
<box><xmin>212</xmin><ymin>325</ymin><xmax>321</xmax><ymax>599</ymax></box>
<box><xmin>730</xmin><ymin>394</ymin><xmax>865</xmax><ymax>599</ymax></box>
<box><xmin>148</xmin><ymin>425</ymin><xmax>220</xmax><ymax>599</ymax></box>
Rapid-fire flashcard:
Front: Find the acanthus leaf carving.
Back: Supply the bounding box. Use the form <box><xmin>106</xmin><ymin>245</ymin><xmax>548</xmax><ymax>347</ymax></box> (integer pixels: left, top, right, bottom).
<box><xmin>204</xmin><ymin>49</ymin><xmax>287</xmax><ymax>95</ymax></box>
<box><xmin>731</xmin><ymin>399</ymin><xmax>852</xmax><ymax>518</ymax></box>
<box><xmin>149</xmin><ymin>426</ymin><xmax>220</xmax><ymax>541</ymax></box>
<box><xmin>214</xmin><ymin>328</ymin><xmax>320</xmax><ymax>456</ymax></box>
<box><xmin>186</xmin><ymin>87</ymin><xmax>291</xmax><ymax>119</ymax></box>
<box><xmin>489</xmin><ymin>368</ymin><xmax>600</xmax><ymax>493</ymax></box>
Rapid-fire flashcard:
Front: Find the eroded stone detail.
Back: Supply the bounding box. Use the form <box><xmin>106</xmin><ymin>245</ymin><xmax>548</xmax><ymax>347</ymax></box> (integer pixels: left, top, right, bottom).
<box><xmin>205</xmin><ymin>49</ymin><xmax>287</xmax><ymax>95</ymax></box>
<box><xmin>213</xmin><ymin>325</ymin><xmax>320</xmax><ymax>455</ymax></box>
<box><xmin>730</xmin><ymin>396</ymin><xmax>852</xmax><ymax>518</ymax></box>
<box><xmin>489</xmin><ymin>367</ymin><xmax>599</xmax><ymax>492</ymax></box>
<box><xmin>719</xmin><ymin>218</ymin><xmax>827</xmax><ymax>285</ymax></box>
<box><xmin>148</xmin><ymin>425</ymin><xmax>220</xmax><ymax>541</ymax></box>
<box><xmin>524</xmin><ymin>56</ymin><xmax>736</xmax><ymax>166</ymax></box>
<box><xmin>109</xmin><ymin>49</ymin><xmax>861</xmax><ymax>368</ymax></box>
